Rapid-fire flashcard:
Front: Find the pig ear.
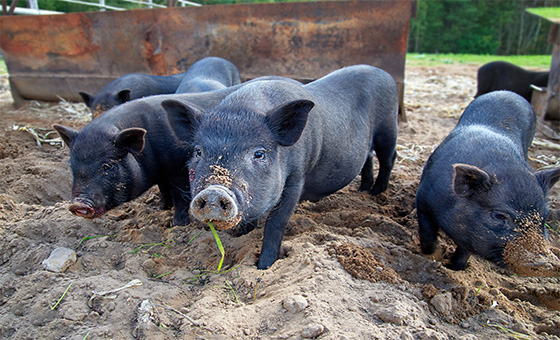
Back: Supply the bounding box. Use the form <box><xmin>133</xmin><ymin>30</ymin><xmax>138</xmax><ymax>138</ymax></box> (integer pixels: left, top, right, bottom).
<box><xmin>53</xmin><ymin>124</ymin><xmax>79</xmax><ymax>148</ymax></box>
<box><xmin>116</xmin><ymin>90</ymin><xmax>131</xmax><ymax>104</ymax></box>
<box><xmin>79</xmin><ymin>92</ymin><xmax>95</xmax><ymax>108</ymax></box>
<box><xmin>161</xmin><ymin>99</ymin><xmax>200</xmax><ymax>141</ymax></box>
<box><xmin>452</xmin><ymin>163</ymin><xmax>493</xmax><ymax>198</ymax></box>
<box><xmin>115</xmin><ymin>128</ymin><xmax>146</xmax><ymax>155</ymax></box>
<box><xmin>266</xmin><ymin>99</ymin><xmax>314</xmax><ymax>146</ymax></box>
<box><xmin>535</xmin><ymin>167</ymin><xmax>560</xmax><ymax>192</ymax></box>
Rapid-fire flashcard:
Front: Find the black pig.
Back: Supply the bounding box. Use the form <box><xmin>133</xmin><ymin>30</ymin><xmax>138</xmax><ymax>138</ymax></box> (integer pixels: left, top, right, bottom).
<box><xmin>175</xmin><ymin>57</ymin><xmax>241</xmax><ymax>94</ymax></box>
<box><xmin>416</xmin><ymin>91</ymin><xmax>560</xmax><ymax>271</ymax></box>
<box><xmin>80</xmin><ymin>57</ymin><xmax>241</xmax><ymax>118</ymax></box>
<box><xmin>54</xmin><ymin>77</ymin><xmax>297</xmax><ymax>226</ymax></box>
<box><xmin>475</xmin><ymin>61</ymin><xmax>549</xmax><ymax>102</ymax></box>
<box><xmin>79</xmin><ymin>73</ymin><xmax>186</xmax><ymax>118</ymax></box>
<box><xmin>163</xmin><ymin>65</ymin><xmax>399</xmax><ymax>269</ymax></box>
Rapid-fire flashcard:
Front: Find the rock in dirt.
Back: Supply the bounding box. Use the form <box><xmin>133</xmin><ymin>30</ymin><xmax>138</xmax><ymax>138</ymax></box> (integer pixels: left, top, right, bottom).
<box><xmin>376</xmin><ymin>305</ymin><xmax>410</xmax><ymax>326</ymax></box>
<box><xmin>430</xmin><ymin>292</ymin><xmax>453</xmax><ymax>315</ymax></box>
<box><xmin>41</xmin><ymin>247</ymin><xmax>76</xmax><ymax>273</ymax></box>
<box><xmin>301</xmin><ymin>323</ymin><xmax>325</xmax><ymax>338</ymax></box>
<box><xmin>283</xmin><ymin>295</ymin><xmax>309</xmax><ymax>313</ymax></box>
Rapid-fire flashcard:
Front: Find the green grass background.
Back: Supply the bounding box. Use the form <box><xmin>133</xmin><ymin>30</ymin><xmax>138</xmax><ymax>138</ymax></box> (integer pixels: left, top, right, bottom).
<box><xmin>406</xmin><ymin>53</ymin><xmax>552</xmax><ymax>68</ymax></box>
<box><xmin>0</xmin><ymin>54</ymin><xmax>553</xmax><ymax>76</ymax></box>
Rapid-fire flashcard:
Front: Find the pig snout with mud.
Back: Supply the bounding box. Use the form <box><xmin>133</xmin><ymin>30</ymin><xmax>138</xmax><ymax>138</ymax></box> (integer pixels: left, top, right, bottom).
<box><xmin>163</xmin><ymin>65</ymin><xmax>399</xmax><ymax>269</ymax></box>
<box><xmin>416</xmin><ymin>91</ymin><xmax>560</xmax><ymax>276</ymax></box>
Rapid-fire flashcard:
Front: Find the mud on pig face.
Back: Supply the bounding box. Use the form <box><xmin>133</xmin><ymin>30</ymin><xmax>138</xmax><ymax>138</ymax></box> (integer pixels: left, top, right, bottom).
<box><xmin>452</xmin><ymin>164</ymin><xmax>560</xmax><ymax>275</ymax></box>
<box><xmin>53</xmin><ymin>124</ymin><xmax>146</xmax><ymax>219</ymax></box>
<box><xmin>162</xmin><ymin>99</ymin><xmax>312</xmax><ymax>230</ymax></box>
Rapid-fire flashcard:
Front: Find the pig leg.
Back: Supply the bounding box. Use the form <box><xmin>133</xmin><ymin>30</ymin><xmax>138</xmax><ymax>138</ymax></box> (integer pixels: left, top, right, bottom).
<box><xmin>358</xmin><ymin>152</ymin><xmax>374</xmax><ymax>192</ymax></box>
<box><xmin>157</xmin><ymin>183</ymin><xmax>173</xmax><ymax>210</ymax></box>
<box><xmin>257</xmin><ymin>180</ymin><xmax>303</xmax><ymax>269</ymax></box>
<box><xmin>370</xmin><ymin>135</ymin><xmax>397</xmax><ymax>196</ymax></box>
<box><xmin>418</xmin><ymin>209</ymin><xmax>439</xmax><ymax>254</ymax></box>
<box><xmin>448</xmin><ymin>246</ymin><xmax>471</xmax><ymax>270</ymax></box>
<box><xmin>169</xmin><ymin>181</ymin><xmax>191</xmax><ymax>226</ymax></box>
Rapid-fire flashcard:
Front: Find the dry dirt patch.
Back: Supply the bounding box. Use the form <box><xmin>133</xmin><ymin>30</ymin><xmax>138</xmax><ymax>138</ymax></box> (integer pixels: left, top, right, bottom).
<box><xmin>0</xmin><ymin>65</ymin><xmax>559</xmax><ymax>340</ymax></box>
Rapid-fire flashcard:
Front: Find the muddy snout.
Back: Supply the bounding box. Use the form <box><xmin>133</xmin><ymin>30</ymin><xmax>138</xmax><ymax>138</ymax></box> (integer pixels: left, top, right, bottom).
<box><xmin>68</xmin><ymin>198</ymin><xmax>96</xmax><ymax>219</ymax></box>
<box><xmin>190</xmin><ymin>185</ymin><xmax>241</xmax><ymax>230</ymax></box>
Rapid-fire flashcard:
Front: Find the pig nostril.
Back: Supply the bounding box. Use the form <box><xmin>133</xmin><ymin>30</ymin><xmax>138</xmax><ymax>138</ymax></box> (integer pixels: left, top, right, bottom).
<box><xmin>220</xmin><ymin>199</ymin><xmax>229</xmax><ymax>211</ymax></box>
<box><xmin>197</xmin><ymin>200</ymin><xmax>206</xmax><ymax>210</ymax></box>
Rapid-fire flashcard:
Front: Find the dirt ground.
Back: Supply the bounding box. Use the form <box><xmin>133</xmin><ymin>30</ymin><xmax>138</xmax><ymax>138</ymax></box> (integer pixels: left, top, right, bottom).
<box><xmin>0</xmin><ymin>64</ymin><xmax>559</xmax><ymax>340</ymax></box>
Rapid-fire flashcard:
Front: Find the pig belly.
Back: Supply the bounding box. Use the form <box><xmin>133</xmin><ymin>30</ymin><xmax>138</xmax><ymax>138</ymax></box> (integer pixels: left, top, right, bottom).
<box><xmin>300</xmin><ymin>159</ymin><xmax>365</xmax><ymax>202</ymax></box>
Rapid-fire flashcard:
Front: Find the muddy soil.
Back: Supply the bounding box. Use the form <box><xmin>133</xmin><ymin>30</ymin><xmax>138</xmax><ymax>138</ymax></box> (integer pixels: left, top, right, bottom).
<box><xmin>0</xmin><ymin>65</ymin><xmax>559</xmax><ymax>340</ymax></box>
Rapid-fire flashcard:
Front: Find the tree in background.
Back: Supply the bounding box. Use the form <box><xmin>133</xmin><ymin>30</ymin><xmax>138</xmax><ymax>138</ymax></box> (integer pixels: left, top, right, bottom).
<box><xmin>408</xmin><ymin>0</ymin><xmax>557</xmax><ymax>55</ymax></box>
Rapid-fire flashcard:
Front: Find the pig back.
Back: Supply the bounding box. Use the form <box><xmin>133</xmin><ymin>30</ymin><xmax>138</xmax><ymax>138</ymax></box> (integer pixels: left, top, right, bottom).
<box><xmin>456</xmin><ymin>91</ymin><xmax>536</xmax><ymax>158</ymax></box>
<box><xmin>299</xmin><ymin>65</ymin><xmax>398</xmax><ymax>199</ymax></box>
<box><xmin>304</xmin><ymin>65</ymin><xmax>398</xmax><ymax>130</ymax></box>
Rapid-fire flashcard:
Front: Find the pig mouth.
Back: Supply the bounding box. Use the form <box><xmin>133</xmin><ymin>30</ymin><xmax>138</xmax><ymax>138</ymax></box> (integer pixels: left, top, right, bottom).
<box><xmin>207</xmin><ymin>215</ymin><xmax>243</xmax><ymax>231</ymax></box>
<box><xmin>190</xmin><ymin>184</ymin><xmax>242</xmax><ymax>230</ymax></box>
<box><xmin>68</xmin><ymin>198</ymin><xmax>106</xmax><ymax>219</ymax></box>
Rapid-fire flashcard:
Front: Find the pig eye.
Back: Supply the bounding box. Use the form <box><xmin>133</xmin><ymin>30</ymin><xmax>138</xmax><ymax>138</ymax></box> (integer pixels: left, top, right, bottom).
<box><xmin>492</xmin><ymin>212</ymin><xmax>509</xmax><ymax>223</ymax></box>
<box><xmin>253</xmin><ymin>150</ymin><xmax>266</xmax><ymax>160</ymax></box>
<box><xmin>102</xmin><ymin>162</ymin><xmax>115</xmax><ymax>172</ymax></box>
<box><xmin>194</xmin><ymin>147</ymin><xmax>203</xmax><ymax>159</ymax></box>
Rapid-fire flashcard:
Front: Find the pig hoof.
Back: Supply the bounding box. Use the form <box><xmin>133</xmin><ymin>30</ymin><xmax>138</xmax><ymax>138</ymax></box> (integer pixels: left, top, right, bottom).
<box><xmin>445</xmin><ymin>261</ymin><xmax>467</xmax><ymax>271</ymax></box>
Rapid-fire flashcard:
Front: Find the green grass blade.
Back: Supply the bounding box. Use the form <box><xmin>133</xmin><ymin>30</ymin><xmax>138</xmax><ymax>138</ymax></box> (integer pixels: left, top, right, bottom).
<box><xmin>208</xmin><ymin>221</ymin><xmax>225</xmax><ymax>272</ymax></box>
<box><xmin>79</xmin><ymin>234</ymin><xmax>116</xmax><ymax>245</ymax></box>
<box><xmin>50</xmin><ymin>282</ymin><xmax>72</xmax><ymax>310</ymax></box>
<box><xmin>225</xmin><ymin>280</ymin><xmax>240</xmax><ymax>304</ymax></box>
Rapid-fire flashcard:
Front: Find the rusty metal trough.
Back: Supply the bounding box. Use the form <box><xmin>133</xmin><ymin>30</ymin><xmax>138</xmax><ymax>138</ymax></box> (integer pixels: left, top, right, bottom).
<box><xmin>0</xmin><ymin>1</ymin><xmax>415</xmax><ymax>120</ymax></box>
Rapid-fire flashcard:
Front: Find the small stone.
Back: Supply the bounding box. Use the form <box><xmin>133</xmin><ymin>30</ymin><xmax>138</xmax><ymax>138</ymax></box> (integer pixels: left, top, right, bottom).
<box><xmin>283</xmin><ymin>295</ymin><xmax>308</xmax><ymax>313</ymax></box>
<box><xmin>421</xmin><ymin>284</ymin><xmax>437</xmax><ymax>299</ymax></box>
<box><xmin>301</xmin><ymin>323</ymin><xmax>324</xmax><ymax>338</ymax></box>
<box><xmin>376</xmin><ymin>306</ymin><xmax>409</xmax><ymax>326</ymax></box>
<box><xmin>42</xmin><ymin>247</ymin><xmax>77</xmax><ymax>273</ymax></box>
<box><xmin>302</xmin><ymin>242</ymin><xmax>315</xmax><ymax>249</ymax></box>
<box><xmin>430</xmin><ymin>292</ymin><xmax>453</xmax><ymax>315</ymax></box>
<box><xmin>489</xmin><ymin>288</ymin><xmax>500</xmax><ymax>296</ymax></box>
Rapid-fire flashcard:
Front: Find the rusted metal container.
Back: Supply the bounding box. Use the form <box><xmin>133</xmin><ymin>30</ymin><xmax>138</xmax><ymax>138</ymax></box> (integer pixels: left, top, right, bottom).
<box><xmin>0</xmin><ymin>1</ymin><xmax>414</xmax><ymax>120</ymax></box>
